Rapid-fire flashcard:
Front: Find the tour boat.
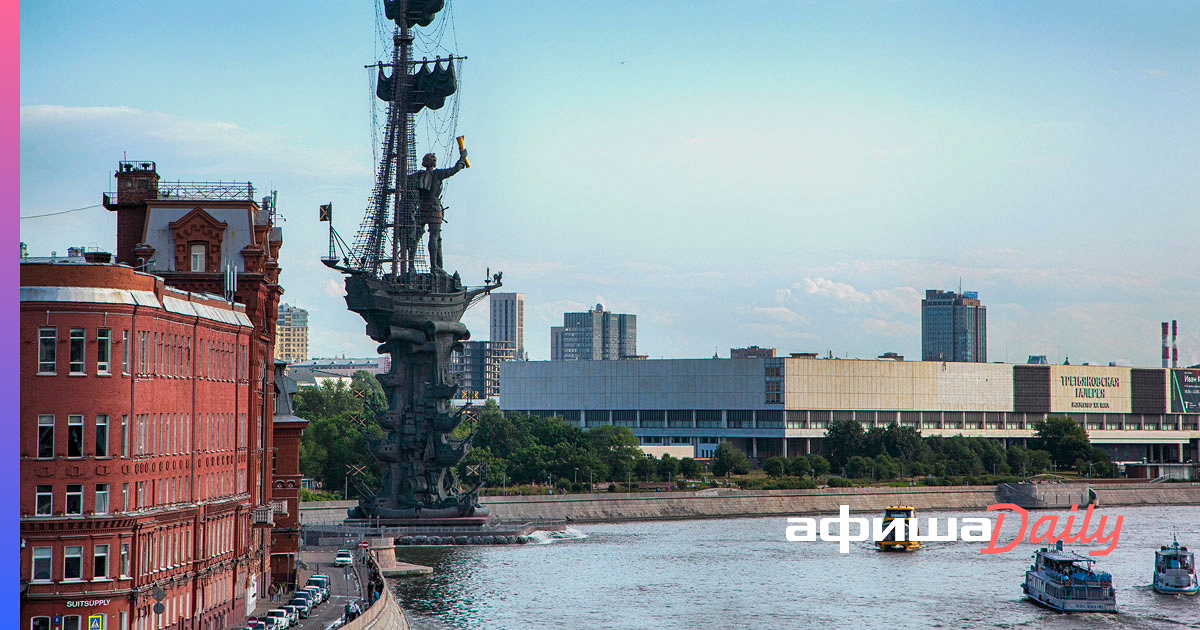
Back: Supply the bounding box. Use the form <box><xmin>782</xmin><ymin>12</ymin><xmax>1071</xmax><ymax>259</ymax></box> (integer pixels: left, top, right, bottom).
<box><xmin>875</xmin><ymin>505</ymin><xmax>920</xmax><ymax>551</ymax></box>
<box><xmin>1023</xmin><ymin>540</ymin><xmax>1117</xmax><ymax>612</ymax></box>
<box><xmin>1153</xmin><ymin>536</ymin><xmax>1198</xmax><ymax>595</ymax></box>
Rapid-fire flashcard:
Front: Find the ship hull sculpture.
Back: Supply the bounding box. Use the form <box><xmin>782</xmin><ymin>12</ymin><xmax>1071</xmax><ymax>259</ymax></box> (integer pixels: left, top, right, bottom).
<box><xmin>323</xmin><ymin>0</ymin><xmax>499</xmax><ymax>520</ymax></box>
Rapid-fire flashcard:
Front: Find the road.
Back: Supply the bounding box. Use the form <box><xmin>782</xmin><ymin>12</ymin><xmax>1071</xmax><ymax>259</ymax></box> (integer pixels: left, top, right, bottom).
<box><xmin>258</xmin><ymin>550</ymin><xmax>365</xmax><ymax>630</ymax></box>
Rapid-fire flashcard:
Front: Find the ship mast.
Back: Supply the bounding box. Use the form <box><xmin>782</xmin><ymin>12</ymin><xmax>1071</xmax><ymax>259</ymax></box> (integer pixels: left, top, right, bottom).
<box><xmin>388</xmin><ymin>20</ymin><xmax>411</xmax><ymax>278</ymax></box>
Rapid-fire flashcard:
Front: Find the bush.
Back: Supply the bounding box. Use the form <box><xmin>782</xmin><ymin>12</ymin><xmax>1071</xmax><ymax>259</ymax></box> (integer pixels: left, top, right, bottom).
<box><xmin>826</xmin><ymin>476</ymin><xmax>854</xmax><ymax>488</ymax></box>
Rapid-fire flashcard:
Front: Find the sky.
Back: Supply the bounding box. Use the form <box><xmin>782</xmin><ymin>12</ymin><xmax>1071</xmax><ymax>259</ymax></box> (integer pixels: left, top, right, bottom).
<box><xmin>19</xmin><ymin>1</ymin><xmax>1200</xmax><ymax>367</ymax></box>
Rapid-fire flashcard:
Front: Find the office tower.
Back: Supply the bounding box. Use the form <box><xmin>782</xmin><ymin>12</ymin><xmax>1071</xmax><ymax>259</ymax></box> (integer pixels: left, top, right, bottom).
<box><xmin>449</xmin><ymin>340</ymin><xmax>516</xmax><ymax>398</ymax></box>
<box><xmin>550</xmin><ymin>303</ymin><xmax>637</xmax><ymax>361</ymax></box>
<box><xmin>921</xmin><ymin>289</ymin><xmax>987</xmax><ymax>362</ymax></box>
<box><xmin>489</xmin><ymin>292</ymin><xmax>525</xmax><ymax>360</ymax></box>
<box><xmin>731</xmin><ymin>346</ymin><xmax>776</xmax><ymax>359</ymax></box>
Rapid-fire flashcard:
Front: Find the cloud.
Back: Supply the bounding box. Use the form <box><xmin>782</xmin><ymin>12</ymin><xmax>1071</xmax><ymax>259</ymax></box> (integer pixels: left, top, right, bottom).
<box><xmin>869</xmin><ymin>286</ymin><xmax>921</xmax><ymax>315</ymax></box>
<box><xmin>323</xmin><ymin>278</ymin><xmax>343</xmax><ymax>298</ymax></box>
<box><xmin>20</xmin><ymin>103</ymin><xmax>366</xmax><ymax>180</ymax></box>
<box><xmin>746</xmin><ymin>305</ymin><xmax>809</xmax><ymax>326</ymax></box>
<box><xmin>861</xmin><ymin>317</ymin><xmax>918</xmax><ymax>337</ymax></box>
<box><xmin>1140</xmin><ymin>68</ymin><xmax>1168</xmax><ymax>77</ymax></box>
<box><xmin>800</xmin><ymin>277</ymin><xmax>871</xmax><ymax>304</ymax></box>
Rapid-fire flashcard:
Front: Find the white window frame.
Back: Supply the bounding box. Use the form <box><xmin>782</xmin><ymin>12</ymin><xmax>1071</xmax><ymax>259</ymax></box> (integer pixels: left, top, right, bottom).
<box><xmin>95</xmin><ymin>483</ymin><xmax>110</xmax><ymax>515</ymax></box>
<box><xmin>97</xmin><ymin>328</ymin><xmax>112</xmax><ymax>374</ymax></box>
<box><xmin>35</xmin><ymin>485</ymin><xmax>52</xmax><ymax>516</ymax></box>
<box><xmin>68</xmin><ymin>328</ymin><xmax>86</xmax><ymax>375</ymax></box>
<box><xmin>37</xmin><ymin>415</ymin><xmax>54</xmax><ymax>459</ymax></box>
<box><xmin>30</xmin><ymin>616</ymin><xmax>51</xmax><ymax>630</ymax></box>
<box><xmin>93</xmin><ymin>543</ymin><xmax>109</xmax><ymax>579</ymax></box>
<box><xmin>31</xmin><ymin>547</ymin><xmax>52</xmax><ymax>582</ymax></box>
<box><xmin>67</xmin><ymin>414</ymin><xmax>84</xmax><ymax>458</ymax></box>
<box><xmin>190</xmin><ymin>243</ymin><xmax>206</xmax><ymax>272</ymax></box>
<box><xmin>95</xmin><ymin>414</ymin><xmax>109</xmax><ymax>457</ymax></box>
<box><xmin>38</xmin><ymin>327</ymin><xmax>56</xmax><ymax>374</ymax></box>
<box><xmin>121</xmin><ymin>330</ymin><xmax>130</xmax><ymax>374</ymax></box>
<box><xmin>65</xmin><ymin>484</ymin><xmax>83</xmax><ymax>515</ymax></box>
<box><xmin>63</xmin><ymin>545</ymin><xmax>83</xmax><ymax>580</ymax></box>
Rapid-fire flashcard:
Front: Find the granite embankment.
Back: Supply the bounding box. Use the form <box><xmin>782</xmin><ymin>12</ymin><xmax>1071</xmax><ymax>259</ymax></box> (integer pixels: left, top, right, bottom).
<box><xmin>300</xmin><ymin>483</ymin><xmax>1198</xmax><ymax>525</ymax></box>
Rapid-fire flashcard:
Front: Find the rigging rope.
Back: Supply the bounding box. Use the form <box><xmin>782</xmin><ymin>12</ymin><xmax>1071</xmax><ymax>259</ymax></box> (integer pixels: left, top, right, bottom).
<box><xmin>20</xmin><ymin>204</ymin><xmax>102</xmax><ymax>220</ymax></box>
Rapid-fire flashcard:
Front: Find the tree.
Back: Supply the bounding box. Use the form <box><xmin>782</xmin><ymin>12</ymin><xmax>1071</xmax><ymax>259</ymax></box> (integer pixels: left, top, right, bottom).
<box><xmin>808</xmin><ymin>454</ymin><xmax>831</xmax><ymax>476</ymax></box>
<box><xmin>824</xmin><ymin>419</ymin><xmax>864</xmax><ymax>472</ymax></box>
<box><xmin>787</xmin><ymin>455</ymin><xmax>811</xmax><ymax>477</ymax></box>
<box><xmin>1032</xmin><ymin>416</ymin><xmax>1093</xmax><ymax>469</ymax></box>
<box><xmin>845</xmin><ymin>455</ymin><xmax>872</xmax><ymax>479</ymax></box>
<box><xmin>712</xmin><ymin>442</ymin><xmax>750</xmax><ymax>476</ymax></box>
<box><xmin>679</xmin><ymin>457</ymin><xmax>700</xmax><ymax>478</ymax></box>
<box><xmin>633</xmin><ymin>454</ymin><xmax>657</xmax><ymax>481</ymax></box>
<box><xmin>657</xmin><ymin>454</ymin><xmax>681</xmax><ymax>480</ymax></box>
<box><xmin>763</xmin><ymin>456</ymin><xmax>788</xmax><ymax>478</ymax></box>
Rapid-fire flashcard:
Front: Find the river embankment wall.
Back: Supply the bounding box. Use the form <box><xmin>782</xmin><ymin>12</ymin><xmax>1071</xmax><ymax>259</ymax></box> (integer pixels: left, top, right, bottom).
<box><xmin>300</xmin><ymin>483</ymin><xmax>1200</xmax><ymax>525</ymax></box>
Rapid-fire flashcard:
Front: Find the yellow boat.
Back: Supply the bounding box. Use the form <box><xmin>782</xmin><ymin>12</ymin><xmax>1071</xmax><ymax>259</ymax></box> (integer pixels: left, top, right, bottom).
<box><xmin>876</xmin><ymin>505</ymin><xmax>920</xmax><ymax>551</ymax></box>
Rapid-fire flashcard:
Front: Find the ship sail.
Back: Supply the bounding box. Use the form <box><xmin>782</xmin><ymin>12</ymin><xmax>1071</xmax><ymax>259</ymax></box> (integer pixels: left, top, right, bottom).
<box><xmin>375</xmin><ymin>61</ymin><xmax>457</xmax><ymax>112</ymax></box>
<box><xmin>383</xmin><ymin>0</ymin><xmax>445</xmax><ymax>28</ymax></box>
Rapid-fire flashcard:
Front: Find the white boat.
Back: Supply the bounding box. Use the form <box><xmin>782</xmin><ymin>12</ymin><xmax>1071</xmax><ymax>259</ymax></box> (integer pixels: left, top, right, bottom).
<box><xmin>1153</xmin><ymin>536</ymin><xmax>1199</xmax><ymax>595</ymax></box>
<box><xmin>1023</xmin><ymin>540</ymin><xmax>1117</xmax><ymax>612</ymax></box>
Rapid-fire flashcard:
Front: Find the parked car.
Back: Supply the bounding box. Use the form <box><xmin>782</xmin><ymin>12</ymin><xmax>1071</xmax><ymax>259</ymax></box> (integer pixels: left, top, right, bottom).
<box><xmin>302</xmin><ymin>585</ymin><xmax>325</xmax><ymax>604</ymax></box>
<box><xmin>287</xmin><ymin>596</ymin><xmax>311</xmax><ymax>618</ymax></box>
<box><xmin>264</xmin><ymin>609</ymin><xmax>291</xmax><ymax>629</ymax></box>
<box><xmin>280</xmin><ymin>605</ymin><xmax>301</xmax><ymax>625</ymax></box>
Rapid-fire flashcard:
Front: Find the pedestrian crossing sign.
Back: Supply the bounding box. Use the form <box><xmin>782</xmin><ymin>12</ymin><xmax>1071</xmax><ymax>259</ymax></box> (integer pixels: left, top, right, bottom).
<box><xmin>88</xmin><ymin>615</ymin><xmax>103</xmax><ymax>630</ymax></box>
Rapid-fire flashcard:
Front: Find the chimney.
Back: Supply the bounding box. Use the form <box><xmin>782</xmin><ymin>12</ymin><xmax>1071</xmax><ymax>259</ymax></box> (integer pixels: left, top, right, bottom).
<box><xmin>1172</xmin><ymin>320</ymin><xmax>1178</xmax><ymax>368</ymax></box>
<box><xmin>1162</xmin><ymin>322</ymin><xmax>1170</xmax><ymax>368</ymax></box>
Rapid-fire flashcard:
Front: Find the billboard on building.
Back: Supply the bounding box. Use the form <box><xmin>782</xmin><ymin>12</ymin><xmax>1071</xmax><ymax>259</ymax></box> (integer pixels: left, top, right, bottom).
<box><xmin>1171</xmin><ymin>369</ymin><xmax>1200</xmax><ymax>413</ymax></box>
<box><xmin>1050</xmin><ymin>365</ymin><xmax>1131</xmax><ymax>413</ymax></box>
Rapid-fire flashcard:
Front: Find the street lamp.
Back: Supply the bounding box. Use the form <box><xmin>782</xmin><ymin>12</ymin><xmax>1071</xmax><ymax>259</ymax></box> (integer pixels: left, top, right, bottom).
<box><xmin>573</xmin><ymin>467</ymin><xmax>579</xmax><ymax>486</ymax></box>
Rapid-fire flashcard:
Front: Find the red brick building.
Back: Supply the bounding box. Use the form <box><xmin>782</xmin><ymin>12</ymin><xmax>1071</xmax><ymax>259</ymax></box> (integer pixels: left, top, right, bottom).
<box><xmin>20</xmin><ymin>161</ymin><xmax>295</xmax><ymax>630</ymax></box>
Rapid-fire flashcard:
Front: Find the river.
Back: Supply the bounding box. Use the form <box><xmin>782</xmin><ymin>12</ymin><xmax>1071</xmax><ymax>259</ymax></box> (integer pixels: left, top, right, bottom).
<box><xmin>391</xmin><ymin>504</ymin><xmax>1199</xmax><ymax>629</ymax></box>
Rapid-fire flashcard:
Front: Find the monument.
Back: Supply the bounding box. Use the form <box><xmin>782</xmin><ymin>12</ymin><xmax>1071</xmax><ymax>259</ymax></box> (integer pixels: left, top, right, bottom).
<box><xmin>322</xmin><ymin>0</ymin><xmax>499</xmax><ymax>520</ymax></box>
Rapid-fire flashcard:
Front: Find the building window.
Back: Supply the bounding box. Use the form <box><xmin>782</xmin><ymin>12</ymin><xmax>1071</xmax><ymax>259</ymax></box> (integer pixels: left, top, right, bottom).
<box><xmin>69</xmin><ymin>328</ymin><xmax>86</xmax><ymax>374</ymax></box>
<box><xmin>63</xmin><ymin>616</ymin><xmax>81</xmax><ymax>630</ymax></box>
<box><xmin>67</xmin><ymin>415</ymin><xmax>84</xmax><ymax>457</ymax></box>
<box><xmin>66</xmin><ymin>484</ymin><xmax>83</xmax><ymax>515</ymax></box>
<box><xmin>122</xmin><ymin>482</ymin><xmax>129</xmax><ymax>512</ymax></box>
<box><xmin>96</xmin><ymin>484</ymin><xmax>110</xmax><ymax>514</ymax></box>
<box><xmin>31</xmin><ymin>547</ymin><xmax>52</xmax><ymax>582</ymax></box>
<box><xmin>93</xmin><ymin>544</ymin><xmax>109</xmax><ymax>579</ymax></box>
<box><xmin>120</xmin><ymin>542</ymin><xmax>130</xmax><ymax>576</ymax></box>
<box><xmin>35</xmin><ymin>485</ymin><xmax>52</xmax><ymax>515</ymax></box>
<box><xmin>95</xmin><ymin>415</ymin><xmax>109</xmax><ymax>457</ymax></box>
<box><xmin>120</xmin><ymin>415</ymin><xmax>128</xmax><ymax>457</ymax></box>
<box><xmin>31</xmin><ymin>617</ymin><xmax>51</xmax><ymax>630</ymax></box>
<box><xmin>63</xmin><ymin>545</ymin><xmax>83</xmax><ymax>580</ymax></box>
<box><xmin>38</xmin><ymin>328</ymin><xmax>56</xmax><ymax>373</ymax></box>
<box><xmin>97</xmin><ymin>328</ymin><xmax>112</xmax><ymax>373</ymax></box>
<box><xmin>190</xmin><ymin>243</ymin><xmax>206</xmax><ymax>272</ymax></box>
<box><xmin>37</xmin><ymin>415</ymin><xmax>54</xmax><ymax>458</ymax></box>
<box><xmin>122</xmin><ymin>330</ymin><xmax>129</xmax><ymax>374</ymax></box>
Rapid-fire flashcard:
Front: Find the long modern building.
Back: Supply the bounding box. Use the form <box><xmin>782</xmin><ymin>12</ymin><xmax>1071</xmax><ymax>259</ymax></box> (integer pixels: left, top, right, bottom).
<box><xmin>501</xmin><ymin>357</ymin><xmax>1199</xmax><ymax>463</ymax></box>
<box><xmin>921</xmin><ymin>289</ymin><xmax>986</xmax><ymax>362</ymax></box>
<box><xmin>550</xmin><ymin>303</ymin><xmax>636</xmax><ymax>361</ymax></box>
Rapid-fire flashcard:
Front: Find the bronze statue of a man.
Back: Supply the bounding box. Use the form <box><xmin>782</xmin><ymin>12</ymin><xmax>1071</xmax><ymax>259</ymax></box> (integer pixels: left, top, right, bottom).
<box><xmin>407</xmin><ymin>147</ymin><xmax>467</xmax><ymax>272</ymax></box>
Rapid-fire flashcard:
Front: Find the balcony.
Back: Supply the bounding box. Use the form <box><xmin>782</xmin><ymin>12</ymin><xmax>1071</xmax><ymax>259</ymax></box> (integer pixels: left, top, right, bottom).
<box><xmin>252</xmin><ymin>505</ymin><xmax>274</xmax><ymax>527</ymax></box>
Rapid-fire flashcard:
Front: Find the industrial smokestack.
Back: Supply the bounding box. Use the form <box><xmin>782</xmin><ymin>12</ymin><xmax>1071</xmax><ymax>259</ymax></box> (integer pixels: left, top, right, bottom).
<box><xmin>1172</xmin><ymin>320</ymin><xmax>1178</xmax><ymax>368</ymax></box>
<box><xmin>1162</xmin><ymin>322</ymin><xmax>1170</xmax><ymax>368</ymax></box>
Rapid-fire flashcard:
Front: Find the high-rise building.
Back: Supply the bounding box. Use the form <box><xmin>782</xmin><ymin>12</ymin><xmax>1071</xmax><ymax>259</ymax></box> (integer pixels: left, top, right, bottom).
<box><xmin>489</xmin><ymin>293</ymin><xmax>525</xmax><ymax>360</ymax></box>
<box><xmin>275</xmin><ymin>303</ymin><xmax>309</xmax><ymax>364</ymax></box>
<box><xmin>449</xmin><ymin>340</ymin><xmax>516</xmax><ymax>399</ymax></box>
<box><xmin>731</xmin><ymin>346</ymin><xmax>776</xmax><ymax>359</ymax></box>
<box><xmin>921</xmin><ymin>289</ymin><xmax>987</xmax><ymax>362</ymax></box>
<box><xmin>17</xmin><ymin>160</ymin><xmax>293</xmax><ymax>630</ymax></box>
<box><xmin>550</xmin><ymin>303</ymin><xmax>637</xmax><ymax>361</ymax></box>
